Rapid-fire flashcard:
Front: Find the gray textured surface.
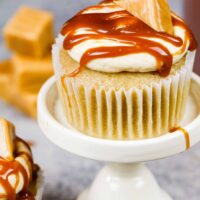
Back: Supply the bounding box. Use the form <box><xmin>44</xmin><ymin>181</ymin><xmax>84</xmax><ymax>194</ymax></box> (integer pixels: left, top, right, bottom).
<box><xmin>0</xmin><ymin>1</ymin><xmax>200</xmax><ymax>200</ymax></box>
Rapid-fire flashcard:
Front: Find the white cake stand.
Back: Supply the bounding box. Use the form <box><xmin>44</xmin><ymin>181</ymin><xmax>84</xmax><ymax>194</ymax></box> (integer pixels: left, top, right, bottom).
<box><xmin>38</xmin><ymin>73</ymin><xmax>200</xmax><ymax>200</ymax></box>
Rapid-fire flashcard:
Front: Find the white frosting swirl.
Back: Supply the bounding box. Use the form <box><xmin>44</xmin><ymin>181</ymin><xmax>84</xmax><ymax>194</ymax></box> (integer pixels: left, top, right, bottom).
<box><xmin>66</xmin><ymin>3</ymin><xmax>190</xmax><ymax>73</ymax></box>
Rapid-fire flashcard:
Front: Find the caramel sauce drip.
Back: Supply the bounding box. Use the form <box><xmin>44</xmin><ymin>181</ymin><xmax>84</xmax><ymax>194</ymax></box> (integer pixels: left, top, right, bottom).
<box><xmin>170</xmin><ymin>127</ymin><xmax>190</xmax><ymax>150</ymax></box>
<box><xmin>0</xmin><ymin>138</ymin><xmax>33</xmax><ymax>200</ymax></box>
<box><xmin>60</xmin><ymin>1</ymin><xmax>197</xmax><ymax>77</ymax></box>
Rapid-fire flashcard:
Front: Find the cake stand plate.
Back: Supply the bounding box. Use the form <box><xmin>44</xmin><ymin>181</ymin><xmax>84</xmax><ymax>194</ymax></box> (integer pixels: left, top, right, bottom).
<box><xmin>38</xmin><ymin>73</ymin><xmax>200</xmax><ymax>200</ymax></box>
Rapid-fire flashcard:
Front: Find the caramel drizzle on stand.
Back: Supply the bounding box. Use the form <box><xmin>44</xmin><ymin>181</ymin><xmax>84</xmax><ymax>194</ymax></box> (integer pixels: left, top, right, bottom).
<box><xmin>170</xmin><ymin>127</ymin><xmax>190</xmax><ymax>150</ymax></box>
<box><xmin>0</xmin><ymin>138</ymin><xmax>33</xmax><ymax>200</ymax></box>
<box><xmin>60</xmin><ymin>0</ymin><xmax>197</xmax><ymax>77</ymax></box>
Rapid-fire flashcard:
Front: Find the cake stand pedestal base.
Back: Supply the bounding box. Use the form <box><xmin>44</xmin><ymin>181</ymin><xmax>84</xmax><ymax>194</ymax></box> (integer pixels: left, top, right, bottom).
<box><xmin>77</xmin><ymin>163</ymin><xmax>173</xmax><ymax>200</ymax></box>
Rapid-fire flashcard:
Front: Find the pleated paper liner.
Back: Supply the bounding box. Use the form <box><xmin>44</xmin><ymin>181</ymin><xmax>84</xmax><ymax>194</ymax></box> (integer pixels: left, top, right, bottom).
<box><xmin>59</xmin><ymin>54</ymin><xmax>195</xmax><ymax>139</ymax></box>
<box><xmin>52</xmin><ymin>36</ymin><xmax>196</xmax><ymax>140</ymax></box>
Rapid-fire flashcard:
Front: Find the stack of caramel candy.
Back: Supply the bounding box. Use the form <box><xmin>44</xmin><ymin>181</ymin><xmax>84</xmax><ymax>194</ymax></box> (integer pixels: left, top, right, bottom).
<box><xmin>0</xmin><ymin>6</ymin><xmax>54</xmax><ymax>118</ymax></box>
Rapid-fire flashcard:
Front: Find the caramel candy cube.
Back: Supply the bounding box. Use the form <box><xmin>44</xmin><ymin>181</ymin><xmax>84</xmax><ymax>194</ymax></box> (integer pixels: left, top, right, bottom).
<box><xmin>12</xmin><ymin>53</ymin><xmax>53</xmax><ymax>92</ymax></box>
<box><xmin>3</xmin><ymin>6</ymin><xmax>54</xmax><ymax>57</ymax></box>
<box><xmin>12</xmin><ymin>89</ymin><xmax>38</xmax><ymax>118</ymax></box>
<box><xmin>0</xmin><ymin>60</ymin><xmax>13</xmax><ymax>100</ymax></box>
<box><xmin>0</xmin><ymin>118</ymin><xmax>16</xmax><ymax>161</ymax></box>
<box><xmin>0</xmin><ymin>60</ymin><xmax>12</xmax><ymax>78</ymax></box>
<box><xmin>3</xmin><ymin>84</ymin><xmax>38</xmax><ymax>118</ymax></box>
<box><xmin>0</xmin><ymin>60</ymin><xmax>38</xmax><ymax>118</ymax></box>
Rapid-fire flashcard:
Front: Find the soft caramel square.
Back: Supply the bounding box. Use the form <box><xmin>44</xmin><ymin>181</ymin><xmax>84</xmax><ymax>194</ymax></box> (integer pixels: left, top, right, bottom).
<box><xmin>11</xmin><ymin>89</ymin><xmax>38</xmax><ymax>118</ymax></box>
<box><xmin>0</xmin><ymin>60</ymin><xmax>13</xmax><ymax>100</ymax></box>
<box><xmin>0</xmin><ymin>60</ymin><xmax>38</xmax><ymax>118</ymax></box>
<box><xmin>3</xmin><ymin>6</ymin><xmax>54</xmax><ymax>57</ymax></box>
<box><xmin>12</xmin><ymin>53</ymin><xmax>53</xmax><ymax>92</ymax></box>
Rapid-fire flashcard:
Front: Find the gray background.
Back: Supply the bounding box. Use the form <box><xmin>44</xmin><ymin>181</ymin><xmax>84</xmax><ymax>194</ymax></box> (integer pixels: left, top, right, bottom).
<box><xmin>0</xmin><ymin>1</ymin><xmax>200</xmax><ymax>200</ymax></box>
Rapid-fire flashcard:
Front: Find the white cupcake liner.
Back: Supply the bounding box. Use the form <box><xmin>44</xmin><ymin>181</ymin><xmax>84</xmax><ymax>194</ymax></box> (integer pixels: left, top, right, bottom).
<box><xmin>53</xmin><ymin>36</ymin><xmax>196</xmax><ymax>140</ymax></box>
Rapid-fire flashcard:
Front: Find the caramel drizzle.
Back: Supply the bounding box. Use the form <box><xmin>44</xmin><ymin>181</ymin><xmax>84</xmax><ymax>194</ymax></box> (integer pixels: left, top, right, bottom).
<box><xmin>0</xmin><ymin>138</ymin><xmax>33</xmax><ymax>200</ymax></box>
<box><xmin>170</xmin><ymin>127</ymin><xmax>190</xmax><ymax>150</ymax></box>
<box><xmin>60</xmin><ymin>1</ymin><xmax>197</xmax><ymax>77</ymax></box>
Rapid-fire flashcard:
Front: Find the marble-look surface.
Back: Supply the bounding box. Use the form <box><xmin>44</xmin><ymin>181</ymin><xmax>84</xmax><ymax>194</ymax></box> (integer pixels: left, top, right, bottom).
<box><xmin>0</xmin><ymin>1</ymin><xmax>200</xmax><ymax>200</ymax></box>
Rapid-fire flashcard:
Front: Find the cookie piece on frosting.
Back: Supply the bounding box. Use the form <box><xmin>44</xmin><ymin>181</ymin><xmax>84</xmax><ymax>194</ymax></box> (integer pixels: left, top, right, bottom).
<box><xmin>0</xmin><ymin>118</ymin><xmax>16</xmax><ymax>161</ymax></box>
<box><xmin>114</xmin><ymin>0</ymin><xmax>174</xmax><ymax>34</ymax></box>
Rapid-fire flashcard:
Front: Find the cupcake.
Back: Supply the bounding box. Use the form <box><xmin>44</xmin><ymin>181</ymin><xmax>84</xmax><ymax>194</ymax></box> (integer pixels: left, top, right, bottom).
<box><xmin>52</xmin><ymin>0</ymin><xmax>197</xmax><ymax>140</ymax></box>
<box><xmin>0</xmin><ymin>118</ymin><xmax>44</xmax><ymax>200</ymax></box>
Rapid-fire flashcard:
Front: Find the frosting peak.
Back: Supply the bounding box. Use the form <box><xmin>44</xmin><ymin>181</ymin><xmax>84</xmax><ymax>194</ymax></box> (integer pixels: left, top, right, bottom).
<box><xmin>61</xmin><ymin>1</ymin><xmax>197</xmax><ymax>77</ymax></box>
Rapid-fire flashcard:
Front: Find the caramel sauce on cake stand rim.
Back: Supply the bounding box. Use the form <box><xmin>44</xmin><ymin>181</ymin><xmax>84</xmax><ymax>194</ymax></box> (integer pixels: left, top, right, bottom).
<box><xmin>170</xmin><ymin>127</ymin><xmax>190</xmax><ymax>150</ymax></box>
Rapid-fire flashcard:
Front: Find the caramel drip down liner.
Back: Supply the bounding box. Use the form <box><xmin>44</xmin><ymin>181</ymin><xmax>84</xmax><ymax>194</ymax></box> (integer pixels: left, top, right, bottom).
<box><xmin>53</xmin><ymin>36</ymin><xmax>195</xmax><ymax>140</ymax></box>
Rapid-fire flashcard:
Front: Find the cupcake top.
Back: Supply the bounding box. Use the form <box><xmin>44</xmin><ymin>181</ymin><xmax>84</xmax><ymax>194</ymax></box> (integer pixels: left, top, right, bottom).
<box><xmin>60</xmin><ymin>0</ymin><xmax>197</xmax><ymax>77</ymax></box>
<box><xmin>0</xmin><ymin>118</ymin><xmax>38</xmax><ymax>200</ymax></box>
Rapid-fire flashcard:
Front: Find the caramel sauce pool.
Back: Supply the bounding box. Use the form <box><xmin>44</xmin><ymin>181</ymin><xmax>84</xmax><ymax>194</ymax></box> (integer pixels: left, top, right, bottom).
<box><xmin>61</xmin><ymin>1</ymin><xmax>197</xmax><ymax>77</ymax></box>
<box><xmin>170</xmin><ymin>127</ymin><xmax>190</xmax><ymax>150</ymax></box>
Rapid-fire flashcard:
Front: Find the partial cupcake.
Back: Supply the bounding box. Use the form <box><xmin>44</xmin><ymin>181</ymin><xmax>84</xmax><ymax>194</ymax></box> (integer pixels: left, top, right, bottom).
<box><xmin>53</xmin><ymin>0</ymin><xmax>197</xmax><ymax>140</ymax></box>
<box><xmin>0</xmin><ymin>118</ymin><xmax>43</xmax><ymax>200</ymax></box>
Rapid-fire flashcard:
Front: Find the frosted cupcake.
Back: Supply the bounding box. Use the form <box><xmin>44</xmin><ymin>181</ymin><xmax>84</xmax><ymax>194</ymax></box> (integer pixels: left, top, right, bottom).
<box><xmin>53</xmin><ymin>0</ymin><xmax>197</xmax><ymax>140</ymax></box>
<box><xmin>0</xmin><ymin>118</ymin><xmax>44</xmax><ymax>200</ymax></box>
